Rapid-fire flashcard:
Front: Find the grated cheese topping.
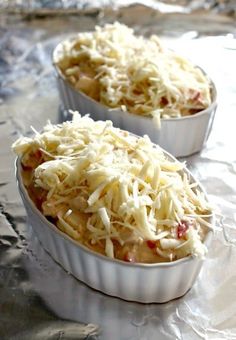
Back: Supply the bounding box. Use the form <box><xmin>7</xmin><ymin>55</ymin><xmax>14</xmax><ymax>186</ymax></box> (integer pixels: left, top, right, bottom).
<box><xmin>13</xmin><ymin>112</ymin><xmax>212</xmax><ymax>262</ymax></box>
<box><xmin>56</xmin><ymin>22</ymin><xmax>212</xmax><ymax>120</ymax></box>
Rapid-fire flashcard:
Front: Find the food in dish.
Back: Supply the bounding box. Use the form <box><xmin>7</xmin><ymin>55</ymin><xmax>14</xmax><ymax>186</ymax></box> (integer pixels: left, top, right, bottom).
<box><xmin>13</xmin><ymin>113</ymin><xmax>213</xmax><ymax>264</ymax></box>
<box><xmin>55</xmin><ymin>22</ymin><xmax>212</xmax><ymax>124</ymax></box>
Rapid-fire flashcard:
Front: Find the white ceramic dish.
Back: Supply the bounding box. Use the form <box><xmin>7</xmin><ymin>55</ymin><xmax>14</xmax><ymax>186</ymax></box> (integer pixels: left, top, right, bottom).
<box><xmin>16</xmin><ymin>149</ymin><xmax>213</xmax><ymax>303</ymax></box>
<box><xmin>53</xmin><ymin>39</ymin><xmax>217</xmax><ymax>158</ymax></box>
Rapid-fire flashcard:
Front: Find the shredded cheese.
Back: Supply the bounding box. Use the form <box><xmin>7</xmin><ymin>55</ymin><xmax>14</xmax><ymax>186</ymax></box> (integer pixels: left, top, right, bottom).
<box><xmin>56</xmin><ymin>22</ymin><xmax>212</xmax><ymax>119</ymax></box>
<box><xmin>13</xmin><ymin>112</ymin><xmax>212</xmax><ymax>262</ymax></box>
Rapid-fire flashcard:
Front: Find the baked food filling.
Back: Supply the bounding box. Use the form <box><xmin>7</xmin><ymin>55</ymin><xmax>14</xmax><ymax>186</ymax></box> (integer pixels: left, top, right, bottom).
<box><xmin>13</xmin><ymin>113</ymin><xmax>212</xmax><ymax>263</ymax></box>
<box><xmin>55</xmin><ymin>22</ymin><xmax>212</xmax><ymax>124</ymax></box>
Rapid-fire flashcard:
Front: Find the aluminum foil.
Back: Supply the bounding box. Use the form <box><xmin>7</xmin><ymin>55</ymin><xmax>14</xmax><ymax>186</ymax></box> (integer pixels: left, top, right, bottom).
<box><xmin>0</xmin><ymin>0</ymin><xmax>236</xmax><ymax>17</ymax></box>
<box><xmin>1</xmin><ymin>6</ymin><xmax>236</xmax><ymax>340</ymax></box>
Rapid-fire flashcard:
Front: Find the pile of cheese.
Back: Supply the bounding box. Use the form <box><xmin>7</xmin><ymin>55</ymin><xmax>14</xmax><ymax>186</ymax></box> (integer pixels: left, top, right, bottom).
<box><xmin>56</xmin><ymin>22</ymin><xmax>211</xmax><ymax>122</ymax></box>
<box><xmin>13</xmin><ymin>113</ymin><xmax>212</xmax><ymax>261</ymax></box>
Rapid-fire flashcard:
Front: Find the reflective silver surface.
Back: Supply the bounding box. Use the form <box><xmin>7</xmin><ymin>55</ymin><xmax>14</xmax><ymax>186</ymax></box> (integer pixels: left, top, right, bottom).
<box><xmin>0</xmin><ymin>4</ymin><xmax>236</xmax><ymax>339</ymax></box>
<box><xmin>1</xmin><ymin>0</ymin><xmax>236</xmax><ymax>16</ymax></box>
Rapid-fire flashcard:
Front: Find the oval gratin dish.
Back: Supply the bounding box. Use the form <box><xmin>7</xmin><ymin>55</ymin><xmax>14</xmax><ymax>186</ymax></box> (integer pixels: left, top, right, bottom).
<box><xmin>52</xmin><ymin>29</ymin><xmax>217</xmax><ymax>158</ymax></box>
<box><xmin>16</xmin><ymin>153</ymin><xmax>213</xmax><ymax>304</ymax></box>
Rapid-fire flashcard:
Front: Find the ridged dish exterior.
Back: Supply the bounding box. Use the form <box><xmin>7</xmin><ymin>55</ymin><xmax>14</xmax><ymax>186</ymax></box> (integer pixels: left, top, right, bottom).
<box><xmin>16</xmin><ymin>158</ymin><xmax>212</xmax><ymax>303</ymax></box>
<box><xmin>53</xmin><ymin>42</ymin><xmax>217</xmax><ymax>158</ymax></box>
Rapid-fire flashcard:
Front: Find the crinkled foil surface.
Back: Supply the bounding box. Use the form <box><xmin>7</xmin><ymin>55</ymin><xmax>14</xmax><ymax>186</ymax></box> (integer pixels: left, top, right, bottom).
<box><xmin>0</xmin><ymin>1</ymin><xmax>236</xmax><ymax>339</ymax></box>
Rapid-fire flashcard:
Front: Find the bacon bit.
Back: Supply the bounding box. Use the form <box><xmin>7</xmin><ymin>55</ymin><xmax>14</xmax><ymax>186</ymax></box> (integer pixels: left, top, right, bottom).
<box><xmin>189</xmin><ymin>89</ymin><xmax>201</xmax><ymax>103</ymax></box>
<box><xmin>34</xmin><ymin>190</ymin><xmax>47</xmax><ymax>209</ymax></box>
<box><xmin>193</xmin><ymin>91</ymin><xmax>200</xmax><ymax>102</ymax></box>
<box><xmin>147</xmin><ymin>240</ymin><xmax>156</xmax><ymax>249</ymax></box>
<box><xmin>177</xmin><ymin>221</ymin><xmax>189</xmax><ymax>239</ymax></box>
<box><xmin>21</xmin><ymin>164</ymin><xmax>33</xmax><ymax>171</ymax></box>
<box><xmin>160</xmin><ymin>97</ymin><xmax>168</xmax><ymax>106</ymax></box>
<box><xmin>36</xmin><ymin>195</ymin><xmax>43</xmax><ymax>207</ymax></box>
<box><xmin>35</xmin><ymin>149</ymin><xmax>42</xmax><ymax>159</ymax></box>
<box><xmin>123</xmin><ymin>251</ymin><xmax>136</xmax><ymax>263</ymax></box>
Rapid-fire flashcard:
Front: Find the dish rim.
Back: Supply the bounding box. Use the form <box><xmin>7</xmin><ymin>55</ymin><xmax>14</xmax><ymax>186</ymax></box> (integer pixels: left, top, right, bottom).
<box><xmin>16</xmin><ymin>144</ymin><xmax>214</xmax><ymax>269</ymax></box>
<box><xmin>52</xmin><ymin>36</ymin><xmax>217</xmax><ymax>122</ymax></box>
